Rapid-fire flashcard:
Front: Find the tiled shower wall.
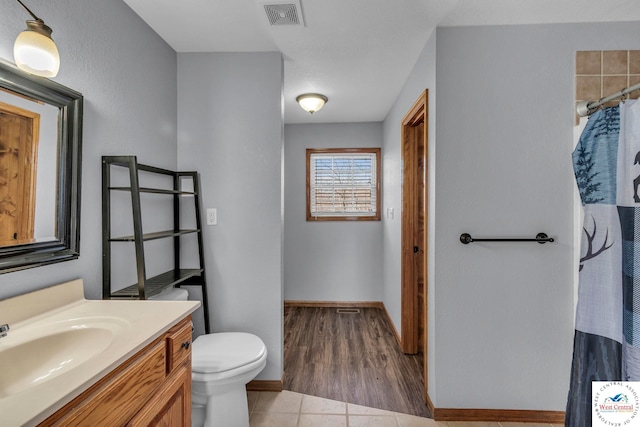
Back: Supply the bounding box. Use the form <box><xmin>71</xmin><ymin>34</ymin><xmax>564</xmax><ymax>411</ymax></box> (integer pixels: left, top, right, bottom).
<box><xmin>576</xmin><ymin>50</ymin><xmax>640</xmax><ymax>122</ymax></box>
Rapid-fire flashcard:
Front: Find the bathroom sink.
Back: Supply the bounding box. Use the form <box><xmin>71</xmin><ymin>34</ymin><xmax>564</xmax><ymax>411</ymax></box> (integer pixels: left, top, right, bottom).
<box><xmin>0</xmin><ymin>279</ymin><xmax>200</xmax><ymax>427</ymax></box>
<box><xmin>0</xmin><ymin>317</ymin><xmax>129</xmax><ymax>398</ymax></box>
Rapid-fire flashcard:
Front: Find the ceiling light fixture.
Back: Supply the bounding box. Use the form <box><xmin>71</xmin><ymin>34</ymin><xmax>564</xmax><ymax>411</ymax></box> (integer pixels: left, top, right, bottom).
<box><xmin>296</xmin><ymin>93</ymin><xmax>328</xmax><ymax>114</ymax></box>
<box><xmin>13</xmin><ymin>0</ymin><xmax>60</xmax><ymax>77</ymax></box>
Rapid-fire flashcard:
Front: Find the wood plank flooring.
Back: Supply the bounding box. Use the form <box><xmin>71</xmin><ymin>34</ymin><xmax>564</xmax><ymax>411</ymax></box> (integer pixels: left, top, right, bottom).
<box><xmin>283</xmin><ymin>305</ymin><xmax>431</xmax><ymax>418</ymax></box>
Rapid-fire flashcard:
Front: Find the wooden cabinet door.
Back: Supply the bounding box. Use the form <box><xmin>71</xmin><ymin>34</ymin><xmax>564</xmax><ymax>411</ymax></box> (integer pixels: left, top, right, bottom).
<box><xmin>127</xmin><ymin>365</ymin><xmax>191</xmax><ymax>427</ymax></box>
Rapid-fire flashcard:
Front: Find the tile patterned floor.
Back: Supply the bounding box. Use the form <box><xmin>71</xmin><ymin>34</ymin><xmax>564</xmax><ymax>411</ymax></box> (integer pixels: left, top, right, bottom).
<box><xmin>247</xmin><ymin>391</ymin><xmax>564</xmax><ymax>427</ymax></box>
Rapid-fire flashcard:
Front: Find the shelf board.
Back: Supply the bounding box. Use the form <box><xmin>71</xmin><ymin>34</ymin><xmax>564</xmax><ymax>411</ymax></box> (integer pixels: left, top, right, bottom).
<box><xmin>110</xmin><ymin>229</ymin><xmax>199</xmax><ymax>242</ymax></box>
<box><xmin>108</xmin><ymin>186</ymin><xmax>196</xmax><ymax>196</ymax></box>
<box><xmin>108</xmin><ymin>269</ymin><xmax>204</xmax><ymax>299</ymax></box>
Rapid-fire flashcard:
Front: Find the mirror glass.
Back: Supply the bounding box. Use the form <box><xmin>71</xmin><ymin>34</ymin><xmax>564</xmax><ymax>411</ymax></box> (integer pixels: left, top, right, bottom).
<box><xmin>0</xmin><ymin>59</ymin><xmax>82</xmax><ymax>273</ymax></box>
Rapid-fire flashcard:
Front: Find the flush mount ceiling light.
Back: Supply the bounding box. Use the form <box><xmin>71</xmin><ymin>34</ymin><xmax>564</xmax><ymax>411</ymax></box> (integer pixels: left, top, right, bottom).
<box><xmin>13</xmin><ymin>0</ymin><xmax>60</xmax><ymax>77</ymax></box>
<box><xmin>296</xmin><ymin>93</ymin><xmax>328</xmax><ymax>114</ymax></box>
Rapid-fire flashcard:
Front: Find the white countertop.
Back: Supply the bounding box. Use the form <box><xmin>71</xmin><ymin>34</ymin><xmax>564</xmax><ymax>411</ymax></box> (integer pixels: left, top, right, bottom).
<box><xmin>0</xmin><ymin>279</ymin><xmax>200</xmax><ymax>427</ymax></box>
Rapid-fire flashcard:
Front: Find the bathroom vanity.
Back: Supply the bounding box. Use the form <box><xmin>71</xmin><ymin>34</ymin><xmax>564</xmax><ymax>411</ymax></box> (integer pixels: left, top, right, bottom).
<box><xmin>0</xmin><ymin>279</ymin><xmax>200</xmax><ymax>427</ymax></box>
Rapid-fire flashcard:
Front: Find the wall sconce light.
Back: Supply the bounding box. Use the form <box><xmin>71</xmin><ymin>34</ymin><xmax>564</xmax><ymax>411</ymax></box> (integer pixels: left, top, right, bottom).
<box><xmin>13</xmin><ymin>0</ymin><xmax>60</xmax><ymax>77</ymax></box>
<box><xmin>296</xmin><ymin>93</ymin><xmax>328</xmax><ymax>114</ymax></box>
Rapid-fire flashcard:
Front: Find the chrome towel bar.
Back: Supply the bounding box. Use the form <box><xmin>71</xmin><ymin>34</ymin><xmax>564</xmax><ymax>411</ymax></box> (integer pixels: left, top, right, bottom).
<box><xmin>460</xmin><ymin>233</ymin><xmax>554</xmax><ymax>245</ymax></box>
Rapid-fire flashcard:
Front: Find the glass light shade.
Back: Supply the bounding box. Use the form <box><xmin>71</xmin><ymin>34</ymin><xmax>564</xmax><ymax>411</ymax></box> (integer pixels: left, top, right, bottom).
<box><xmin>296</xmin><ymin>93</ymin><xmax>328</xmax><ymax>114</ymax></box>
<box><xmin>14</xmin><ymin>23</ymin><xmax>60</xmax><ymax>77</ymax></box>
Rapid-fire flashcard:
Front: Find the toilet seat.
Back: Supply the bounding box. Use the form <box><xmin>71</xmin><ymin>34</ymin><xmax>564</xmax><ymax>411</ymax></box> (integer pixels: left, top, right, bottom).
<box><xmin>192</xmin><ymin>332</ymin><xmax>266</xmax><ymax>375</ymax></box>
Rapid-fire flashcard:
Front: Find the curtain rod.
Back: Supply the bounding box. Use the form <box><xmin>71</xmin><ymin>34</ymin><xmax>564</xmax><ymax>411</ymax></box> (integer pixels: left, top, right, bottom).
<box><xmin>576</xmin><ymin>82</ymin><xmax>640</xmax><ymax>117</ymax></box>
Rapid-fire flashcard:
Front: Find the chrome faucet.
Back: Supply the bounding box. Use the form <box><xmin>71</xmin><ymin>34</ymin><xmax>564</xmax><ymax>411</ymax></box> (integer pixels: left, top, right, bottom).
<box><xmin>0</xmin><ymin>324</ymin><xmax>9</xmax><ymax>338</ymax></box>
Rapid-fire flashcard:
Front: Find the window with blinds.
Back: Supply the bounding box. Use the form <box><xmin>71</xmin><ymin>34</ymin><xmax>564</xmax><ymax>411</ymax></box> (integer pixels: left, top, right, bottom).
<box><xmin>306</xmin><ymin>148</ymin><xmax>381</xmax><ymax>221</ymax></box>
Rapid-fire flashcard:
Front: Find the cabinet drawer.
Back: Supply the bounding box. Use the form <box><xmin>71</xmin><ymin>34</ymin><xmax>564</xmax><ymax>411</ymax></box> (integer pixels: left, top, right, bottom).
<box><xmin>166</xmin><ymin>319</ymin><xmax>192</xmax><ymax>373</ymax></box>
<box><xmin>48</xmin><ymin>341</ymin><xmax>166</xmax><ymax>426</ymax></box>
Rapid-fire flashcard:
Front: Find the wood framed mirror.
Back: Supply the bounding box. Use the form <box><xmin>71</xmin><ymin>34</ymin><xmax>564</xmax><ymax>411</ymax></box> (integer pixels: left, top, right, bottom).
<box><xmin>0</xmin><ymin>59</ymin><xmax>82</xmax><ymax>273</ymax></box>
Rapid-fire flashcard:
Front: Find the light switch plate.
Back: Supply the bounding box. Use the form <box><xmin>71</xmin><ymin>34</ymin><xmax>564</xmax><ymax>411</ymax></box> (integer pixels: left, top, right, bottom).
<box><xmin>206</xmin><ymin>208</ymin><xmax>217</xmax><ymax>225</ymax></box>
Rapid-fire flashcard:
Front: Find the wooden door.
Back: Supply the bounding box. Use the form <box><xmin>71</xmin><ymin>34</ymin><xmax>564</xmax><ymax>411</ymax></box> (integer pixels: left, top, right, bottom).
<box><xmin>0</xmin><ymin>101</ymin><xmax>39</xmax><ymax>246</ymax></box>
<box><xmin>400</xmin><ymin>90</ymin><xmax>428</xmax><ymax>399</ymax></box>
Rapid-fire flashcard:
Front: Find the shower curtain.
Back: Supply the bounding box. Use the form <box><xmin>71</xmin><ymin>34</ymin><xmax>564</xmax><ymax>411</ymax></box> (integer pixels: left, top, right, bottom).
<box><xmin>566</xmin><ymin>99</ymin><xmax>640</xmax><ymax>425</ymax></box>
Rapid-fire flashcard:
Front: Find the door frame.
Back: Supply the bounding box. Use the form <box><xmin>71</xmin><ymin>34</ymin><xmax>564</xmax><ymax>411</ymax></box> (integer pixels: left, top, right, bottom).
<box><xmin>400</xmin><ymin>89</ymin><xmax>428</xmax><ymax>396</ymax></box>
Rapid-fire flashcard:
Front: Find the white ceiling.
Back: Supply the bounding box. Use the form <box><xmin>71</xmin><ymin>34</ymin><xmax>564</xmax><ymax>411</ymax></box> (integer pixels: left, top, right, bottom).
<box><xmin>122</xmin><ymin>0</ymin><xmax>640</xmax><ymax>124</ymax></box>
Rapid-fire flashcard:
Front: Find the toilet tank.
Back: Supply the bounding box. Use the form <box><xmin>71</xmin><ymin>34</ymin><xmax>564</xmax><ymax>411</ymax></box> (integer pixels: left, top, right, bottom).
<box><xmin>149</xmin><ymin>287</ymin><xmax>189</xmax><ymax>301</ymax></box>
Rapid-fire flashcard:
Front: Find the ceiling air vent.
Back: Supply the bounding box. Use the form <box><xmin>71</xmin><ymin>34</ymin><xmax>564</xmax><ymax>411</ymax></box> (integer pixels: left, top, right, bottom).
<box><xmin>261</xmin><ymin>0</ymin><xmax>305</xmax><ymax>26</ymax></box>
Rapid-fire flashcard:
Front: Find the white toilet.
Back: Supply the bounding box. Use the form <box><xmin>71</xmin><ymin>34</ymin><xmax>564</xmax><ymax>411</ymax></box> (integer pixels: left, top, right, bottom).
<box><xmin>151</xmin><ymin>288</ymin><xmax>267</xmax><ymax>427</ymax></box>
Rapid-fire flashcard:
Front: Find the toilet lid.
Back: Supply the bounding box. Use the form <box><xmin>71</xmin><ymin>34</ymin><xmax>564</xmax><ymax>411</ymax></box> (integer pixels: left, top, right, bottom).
<box><xmin>191</xmin><ymin>332</ymin><xmax>266</xmax><ymax>374</ymax></box>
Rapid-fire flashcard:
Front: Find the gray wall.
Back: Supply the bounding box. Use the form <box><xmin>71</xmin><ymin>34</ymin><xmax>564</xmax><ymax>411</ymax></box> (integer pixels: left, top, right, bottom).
<box><xmin>430</xmin><ymin>22</ymin><xmax>640</xmax><ymax>410</ymax></box>
<box><xmin>284</xmin><ymin>122</ymin><xmax>383</xmax><ymax>302</ymax></box>
<box><xmin>0</xmin><ymin>1</ymin><xmax>177</xmax><ymax>300</ymax></box>
<box><xmin>381</xmin><ymin>29</ymin><xmax>438</xmax><ymax>388</ymax></box>
<box><xmin>177</xmin><ymin>52</ymin><xmax>284</xmax><ymax>381</ymax></box>
<box><xmin>433</xmin><ymin>23</ymin><xmax>575</xmax><ymax>411</ymax></box>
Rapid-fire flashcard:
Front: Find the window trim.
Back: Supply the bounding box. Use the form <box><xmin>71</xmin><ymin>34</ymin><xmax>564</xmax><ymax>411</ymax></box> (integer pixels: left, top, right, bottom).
<box><xmin>306</xmin><ymin>147</ymin><xmax>381</xmax><ymax>221</ymax></box>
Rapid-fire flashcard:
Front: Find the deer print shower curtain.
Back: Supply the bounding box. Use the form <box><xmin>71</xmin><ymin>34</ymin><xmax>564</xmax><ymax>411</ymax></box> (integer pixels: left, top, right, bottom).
<box><xmin>566</xmin><ymin>99</ymin><xmax>640</xmax><ymax>425</ymax></box>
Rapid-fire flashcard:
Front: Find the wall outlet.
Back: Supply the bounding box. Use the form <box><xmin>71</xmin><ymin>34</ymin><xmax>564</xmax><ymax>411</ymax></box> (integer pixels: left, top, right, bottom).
<box><xmin>206</xmin><ymin>208</ymin><xmax>217</xmax><ymax>225</ymax></box>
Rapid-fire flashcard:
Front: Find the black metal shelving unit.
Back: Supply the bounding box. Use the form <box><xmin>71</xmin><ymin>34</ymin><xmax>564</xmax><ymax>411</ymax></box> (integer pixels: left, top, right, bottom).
<box><xmin>102</xmin><ymin>155</ymin><xmax>210</xmax><ymax>333</ymax></box>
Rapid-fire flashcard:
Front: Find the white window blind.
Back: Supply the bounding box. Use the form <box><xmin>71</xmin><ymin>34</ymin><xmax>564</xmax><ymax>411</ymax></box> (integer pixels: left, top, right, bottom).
<box><xmin>309</xmin><ymin>151</ymin><xmax>378</xmax><ymax>218</ymax></box>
